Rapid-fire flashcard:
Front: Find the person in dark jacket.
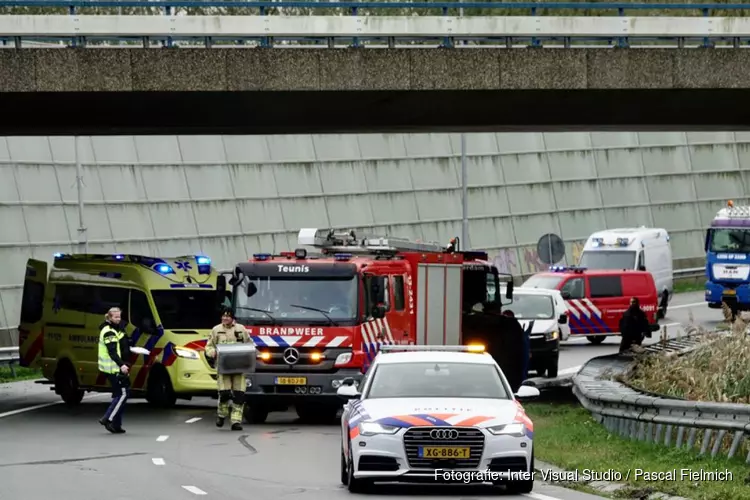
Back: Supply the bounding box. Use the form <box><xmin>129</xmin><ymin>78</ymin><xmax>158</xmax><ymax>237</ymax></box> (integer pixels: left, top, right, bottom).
<box><xmin>97</xmin><ymin>307</ymin><xmax>131</xmax><ymax>433</ymax></box>
<box><xmin>619</xmin><ymin>297</ymin><xmax>650</xmax><ymax>354</ymax></box>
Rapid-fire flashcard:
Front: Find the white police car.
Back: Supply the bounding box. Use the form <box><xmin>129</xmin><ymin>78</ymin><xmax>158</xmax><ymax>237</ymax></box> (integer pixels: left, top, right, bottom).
<box><xmin>337</xmin><ymin>345</ymin><xmax>540</xmax><ymax>493</ymax></box>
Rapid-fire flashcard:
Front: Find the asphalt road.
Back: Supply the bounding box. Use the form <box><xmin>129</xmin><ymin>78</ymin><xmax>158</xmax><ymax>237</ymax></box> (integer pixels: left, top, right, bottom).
<box><xmin>0</xmin><ymin>291</ymin><xmax>719</xmax><ymax>500</ymax></box>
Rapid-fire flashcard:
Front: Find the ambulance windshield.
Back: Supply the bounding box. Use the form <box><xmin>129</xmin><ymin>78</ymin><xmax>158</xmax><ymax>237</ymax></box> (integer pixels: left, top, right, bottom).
<box><xmin>151</xmin><ymin>290</ymin><xmax>219</xmax><ymax>330</ymax></box>
<box><xmin>235</xmin><ymin>276</ymin><xmax>358</xmax><ymax>324</ymax></box>
<box><xmin>579</xmin><ymin>250</ymin><xmax>636</xmax><ymax>270</ymax></box>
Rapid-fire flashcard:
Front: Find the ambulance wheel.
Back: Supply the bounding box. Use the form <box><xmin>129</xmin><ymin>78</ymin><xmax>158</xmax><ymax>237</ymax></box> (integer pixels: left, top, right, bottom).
<box><xmin>657</xmin><ymin>291</ymin><xmax>669</xmax><ymax>319</ymax></box>
<box><xmin>587</xmin><ymin>336</ymin><xmax>605</xmax><ymax>345</ymax></box>
<box><xmin>244</xmin><ymin>405</ymin><xmax>268</xmax><ymax>424</ymax></box>
<box><xmin>146</xmin><ymin>366</ymin><xmax>177</xmax><ymax>408</ymax></box>
<box><xmin>340</xmin><ymin>449</ymin><xmax>349</xmax><ymax>485</ymax></box>
<box><xmin>55</xmin><ymin>360</ymin><xmax>84</xmax><ymax>405</ymax></box>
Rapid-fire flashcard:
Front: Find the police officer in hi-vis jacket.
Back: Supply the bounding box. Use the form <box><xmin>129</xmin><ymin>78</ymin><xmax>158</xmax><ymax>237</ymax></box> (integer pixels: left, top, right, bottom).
<box><xmin>98</xmin><ymin>307</ymin><xmax>131</xmax><ymax>434</ymax></box>
<box><xmin>205</xmin><ymin>308</ymin><xmax>251</xmax><ymax>430</ymax></box>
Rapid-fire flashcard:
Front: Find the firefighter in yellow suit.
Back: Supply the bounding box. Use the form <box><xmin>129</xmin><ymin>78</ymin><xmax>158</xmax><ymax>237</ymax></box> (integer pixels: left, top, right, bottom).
<box><xmin>205</xmin><ymin>308</ymin><xmax>251</xmax><ymax>430</ymax></box>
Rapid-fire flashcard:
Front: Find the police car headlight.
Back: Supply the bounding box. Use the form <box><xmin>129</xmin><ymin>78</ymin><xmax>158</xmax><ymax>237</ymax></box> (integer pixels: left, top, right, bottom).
<box><xmin>545</xmin><ymin>331</ymin><xmax>559</xmax><ymax>341</ymax></box>
<box><xmin>487</xmin><ymin>423</ymin><xmax>525</xmax><ymax>437</ymax></box>
<box><xmin>359</xmin><ymin>422</ymin><xmax>400</xmax><ymax>436</ymax></box>
<box><xmin>175</xmin><ymin>347</ymin><xmax>200</xmax><ymax>360</ymax></box>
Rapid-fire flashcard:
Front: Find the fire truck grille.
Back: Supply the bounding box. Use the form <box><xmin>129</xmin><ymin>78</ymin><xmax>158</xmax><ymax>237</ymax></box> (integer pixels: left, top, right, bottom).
<box><xmin>403</xmin><ymin>427</ymin><xmax>484</xmax><ymax>469</ymax></box>
<box><xmin>255</xmin><ymin>347</ymin><xmax>350</xmax><ymax>373</ymax></box>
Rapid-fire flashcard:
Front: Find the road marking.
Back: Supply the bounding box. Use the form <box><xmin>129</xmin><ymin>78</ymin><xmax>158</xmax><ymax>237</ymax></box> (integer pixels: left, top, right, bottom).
<box><xmin>524</xmin><ymin>493</ymin><xmax>564</xmax><ymax>500</ymax></box>
<box><xmin>670</xmin><ymin>301</ymin><xmax>705</xmax><ymax>310</ymax></box>
<box><xmin>0</xmin><ymin>393</ymin><xmax>104</xmax><ymax>419</ymax></box>
<box><xmin>185</xmin><ymin>417</ymin><xmax>202</xmax><ymax>424</ymax></box>
<box><xmin>156</xmin><ymin>435</ymin><xmax>169</xmax><ymax>442</ymax></box>
<box><xmin>182</xmin><ymin>486</ymin><xmax>207</xmax><ymax>495</ymax></box>
<box><xmin>152</xmin><ymin>458</ymin><xmax>165</xmax><ymax>465</ymax></box>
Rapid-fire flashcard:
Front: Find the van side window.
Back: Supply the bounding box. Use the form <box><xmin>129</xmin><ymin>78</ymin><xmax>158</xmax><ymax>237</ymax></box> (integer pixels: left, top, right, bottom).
<box><xmin>560</xmin><ymin>278</ymin><xmax>584</xmax><ymax>299</ymax></box>
<box><xmin>56</xmin><ymin>284</ymin><xmax>94</xmax><ymax>313</ymax></box>
<box><xmin>130</xmin><ymin>290</ymin><xmax>156</xmax><ymax>333</ymax></box>
<box><xmin>93</xmin><ymin>287</ymin><xmax>129</xmax><ymax>315</ymax></box>
<box><xmin>589</xmin><ymin>276</ymin><xmax>623</xmax><ymax>298</ymax></box>
<box><xmin>392</xmin><ymin>276</ymin><xmax>405</xmax><ymax>311</ymax></box>
<box><xmin>20</xmin><ymin>281</ymin><xmax>44</xmax><ymax>324</ymax></box>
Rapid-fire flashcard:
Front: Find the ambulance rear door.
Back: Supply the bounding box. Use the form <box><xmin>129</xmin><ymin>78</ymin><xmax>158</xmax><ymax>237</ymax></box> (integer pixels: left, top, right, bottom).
<box><xmin>18</xmin><ymin>259</ymin><xmax>48</xmax><ymax>368</ymax></box>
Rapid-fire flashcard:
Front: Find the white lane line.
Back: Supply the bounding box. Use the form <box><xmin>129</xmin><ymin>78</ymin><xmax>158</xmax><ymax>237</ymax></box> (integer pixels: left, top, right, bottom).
<box><xmin>0</xmin><ymin>393</ymin><xmax>104</xmax><ymax>419</ymax></box>
<box><xmin>182</xmin><ymin>486</ymin><xmax>207</xmax><ymax>495</ymax></box>
<box><xmin>151</xmin><ymin>458</ymin><xmax>165</xmax><ymax>465</ymax></box>
<box><xmin>156</xmin><ymin>435</ymin><xmax>169</xmax><ymax>442</ymax></box>
<box><xmin>671</xmin><ymin>301</ymin><xmax>705</xmax><ymax>310</ymax></box>
<box><xmin>185</xmin><ymin>417</ymin><xmax>202</xmax><ymax>424</ymax></box>
<box><xmin>524</xmin><ymin>493</ymin><xmax>564</xmax><ymax>500</ymax></box>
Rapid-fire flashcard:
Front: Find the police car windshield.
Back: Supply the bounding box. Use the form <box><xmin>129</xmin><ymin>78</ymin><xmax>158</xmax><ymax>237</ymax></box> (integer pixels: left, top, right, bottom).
<box><xmin>578</xmin><ymin>250</ymin><xmax>636</xmax><ymax>270</ymax></box>
<box><xmin>709</xmin><ymin>228</ymin><xmax>750</xmax><ymax>253</ymax></box>
<box><xmin>235</xmin><ymin>276</ymin><xmax>357</xmax><ymax>323</ymax></box>
<box><xmin>365</xmin><ymin>362</ymin><xmax>510</xmax><ymax>400</ymax></box>
<box><xmin>503</xmin><ymin>293</ymin><xmax>554</xmax><ymax>319</ymax></box>
<box><xmin>522</xmin><ymin>275</ymin><xmax>564</xmax><ymax>290</ymax></box>
<box><xmin>151</xmin><ymin>290</ymin><xmax>218</xmax><ymax>330</ymax></box>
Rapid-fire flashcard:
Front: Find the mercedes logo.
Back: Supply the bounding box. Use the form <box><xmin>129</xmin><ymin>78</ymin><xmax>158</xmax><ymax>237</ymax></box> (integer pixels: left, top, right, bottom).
<box><xmin>430</xmin><ymin>429</ymin><xmax>459</xmax><ymax>440</ymax></box>
<box><xmin>283</xmin><ymin>347</ymin><xmax>300</xmax><ymax>365</ymax></box>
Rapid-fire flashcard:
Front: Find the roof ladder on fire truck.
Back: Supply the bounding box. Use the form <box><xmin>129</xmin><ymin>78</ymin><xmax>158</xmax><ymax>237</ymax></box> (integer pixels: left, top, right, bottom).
<box><xmin>297</xmin><ymin>228</ymin><xmax>448</xmax><ymax>255</ymax></box>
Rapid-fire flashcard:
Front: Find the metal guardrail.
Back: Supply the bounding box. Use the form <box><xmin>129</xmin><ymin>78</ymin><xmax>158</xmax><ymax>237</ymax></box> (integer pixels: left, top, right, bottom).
<box><xmin>674</xmin><ymin>267</ymin><xmax>703</xmax><ymax>279</ymax></box>
<box><xmin>0</xmin><ymin>1</ymin><xmax>750</xmax><ymax>48</ymax></box>
<box><xmin>0</xmin><ymin>346</ymin><xmax>20</xmax><ymax>377</ymax></box>
<box><xmin>572</xmin><ymin>334</ymin><xmax>750</xmax><ymax>464</ymax></box>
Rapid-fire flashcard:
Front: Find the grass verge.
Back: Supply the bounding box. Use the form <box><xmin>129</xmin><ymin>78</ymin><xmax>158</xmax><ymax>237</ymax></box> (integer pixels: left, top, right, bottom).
<box><xmin>673</xmin><ymin>279</ymin><xmax>704</xmax><ymax>294</ymax></box>
<box><xmin>0</xmin><ymin>366</ymin><xmax>42</xmax><ymax>384</ymax></box>
<box><xmin>525</xmin><ymin>401</ymin><xmax>750</xmax><ymax>500</ymax></box>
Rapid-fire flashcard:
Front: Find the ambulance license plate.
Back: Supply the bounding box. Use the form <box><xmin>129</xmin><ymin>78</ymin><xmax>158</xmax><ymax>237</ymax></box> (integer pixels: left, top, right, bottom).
<box><xmin>418</xmin><ymin>447</ymin><xmax>470</xmax><ymax>459</ymax></box>
<box><xmin>275</xmin><ymin>377</ymin><xmax>307</xmax><ymax>385</ymax></box>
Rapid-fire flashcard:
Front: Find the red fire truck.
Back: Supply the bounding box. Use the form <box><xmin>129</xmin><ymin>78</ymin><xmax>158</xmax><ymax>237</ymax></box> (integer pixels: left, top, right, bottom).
<box><xmin>217</xmin><ymin>228</ymin><xmax>513</xmax><ymax>424</ymax></box>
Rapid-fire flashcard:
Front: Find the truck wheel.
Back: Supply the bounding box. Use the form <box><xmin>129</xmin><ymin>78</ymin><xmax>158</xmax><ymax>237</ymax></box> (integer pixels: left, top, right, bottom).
<box><xmin>545</xmin><ymin>358</ymin><xmax>559</xmax><ymax>378</ymax></box>
<box><xmin>296</xmin><ymin>403</ymin><xmax>338</xmax><ymax>424</ymax></box>
<box><xmin>244</xmin><ymin>405</ymin><xmax>268</xmax><ymax>424</ymax></box>
<box><xmin>587</xmin><ymin>336</ymin><xmax>605</xmax><ymax>345</ymax></box>
<box><xmin>55</xmin><ymin>360</ymin><xmax>84</xmax><ymax>405</ymax></box>
<box><xmin>657</xmin><ymin>291</ymin><xmax>669</xmax><ymax>319</ymax></box>
<box><xmin>146</xmin><ymin>366</ymin><xmax>177</xmax><ymax>408</ymax></box>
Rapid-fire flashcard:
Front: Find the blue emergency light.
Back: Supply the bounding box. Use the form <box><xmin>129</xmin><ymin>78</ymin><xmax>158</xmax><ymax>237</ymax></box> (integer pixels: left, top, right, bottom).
<box><xmin>591</xmin><ymin>237</ymin><xmax>604</xmax><ymax>247</ymax></box>
<box><xmin>334</xmin><ymin>253</ymin><xmax>353</xmax><ymax>261</ymax></box>
<box><xmin>53</xmin><ymin>252</ymin><xmax>64</xmax><ymax>258</ymax></box>
<box><xmin>156</xmin><ymin>264</ymin><xmax>175</xmax><ymax>274</ymax></box>
<box><xmin>114</xmin><ymin>254</ymin><xmax>124</xmax><ymax>260</ymax></box>
<box><xmin>253</xmin><ymin>253</ymin><xmax>271</xmax><ymax>261</ymax></box>
<box><xmin>616</xmin><ymin>238</ymin><xmax>630</xmax><ymax>246</ymax></box>
<box><xmin>549</xmin><ymin>266</ymin><xmax>587</xmax><ymax>273</ymax></box>
<box><xmin>196</xmin><ymin>256</ymin><xmax>211</xmax><ymax>265</ymax></box>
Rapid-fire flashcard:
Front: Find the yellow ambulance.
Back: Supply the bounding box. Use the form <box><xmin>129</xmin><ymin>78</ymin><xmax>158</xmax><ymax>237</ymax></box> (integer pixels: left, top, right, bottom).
<box><xmin>18</xmin><ymin>253</ymin><xmax>227</xmax><ymax>407</ymax></box>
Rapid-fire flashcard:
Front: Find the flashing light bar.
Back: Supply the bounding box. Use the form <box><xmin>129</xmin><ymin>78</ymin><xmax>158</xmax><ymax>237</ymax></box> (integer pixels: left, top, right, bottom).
<box><xmin>378</xmin><ymin>344</ymin><xmax>486</xmax><ymax>353</ymax></box>
<box><xmin>549</xmin><ymin>266</ymin><xmax>587</xmax><ymax>273</ymax></box>
<box><xmin>155</xmin><ymin>264</ymin><xmax>175</xmax><ymax>274</ymax></box>
<box><xmin>196</xmin><ymin>256</ymin><xmax>211</xmax><ymax>265</ymax></box>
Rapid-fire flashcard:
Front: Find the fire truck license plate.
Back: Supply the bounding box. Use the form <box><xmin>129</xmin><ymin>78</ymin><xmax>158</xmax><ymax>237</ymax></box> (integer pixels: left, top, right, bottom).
<box><xmin>275</xmin><ymin>377</ymin><xmax>307</xmax><ymax>385</ymax></box>
<box><xmin>418</xmin><ymin>447</ymin><xmax>470</xmax><ymax>459</ymax></box>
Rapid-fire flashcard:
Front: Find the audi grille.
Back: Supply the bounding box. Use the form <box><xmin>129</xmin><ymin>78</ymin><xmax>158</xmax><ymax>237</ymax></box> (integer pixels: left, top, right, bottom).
<box><xmin>403</xmin><ymin>427</ymin><xmax>485</xmax><ymax>469</ymax></box>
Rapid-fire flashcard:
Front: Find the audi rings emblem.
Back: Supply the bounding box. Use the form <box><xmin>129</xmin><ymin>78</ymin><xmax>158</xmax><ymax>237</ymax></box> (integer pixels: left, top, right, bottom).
<box><xmin>283</xmin><ymin>347</ymin><xmax>300</xmax><ymax>365</ymax></box>
<box><xmin>430</xmin><ymin>429</ymin><xmax>459</xmax><ymax>440</ymax></box>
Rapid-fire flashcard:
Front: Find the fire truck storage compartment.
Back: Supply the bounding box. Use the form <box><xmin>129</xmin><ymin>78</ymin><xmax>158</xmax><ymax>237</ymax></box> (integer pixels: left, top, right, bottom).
<box><xmin>416</xmin><ymin>263</ymin><xmax>462</xmax><ymax>345</ymax></box>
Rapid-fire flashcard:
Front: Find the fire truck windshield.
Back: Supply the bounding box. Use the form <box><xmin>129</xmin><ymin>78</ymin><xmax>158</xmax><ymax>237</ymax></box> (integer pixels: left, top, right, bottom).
<box><xmin>234</xmin><ymin>275</ymin><xmax>358</xmax><ymax>324</ymax></box>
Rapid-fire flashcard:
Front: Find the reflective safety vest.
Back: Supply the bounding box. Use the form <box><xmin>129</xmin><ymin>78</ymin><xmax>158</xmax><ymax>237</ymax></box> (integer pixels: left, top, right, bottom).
<box><xmin>98</xmin><ymin>325</ymin><xmax>123</xmax><ymax>374</ymax></box>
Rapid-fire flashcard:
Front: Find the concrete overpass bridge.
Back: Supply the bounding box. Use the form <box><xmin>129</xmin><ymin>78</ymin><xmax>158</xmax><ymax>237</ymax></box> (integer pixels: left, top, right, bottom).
<box><xmin>2</xmin><ymin>1</ymin><xmax>750</xmax><ymax>134</ymax></box>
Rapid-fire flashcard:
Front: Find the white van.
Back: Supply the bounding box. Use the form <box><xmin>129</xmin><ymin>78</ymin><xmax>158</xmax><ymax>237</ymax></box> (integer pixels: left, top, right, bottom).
<box><xmin>577</xmin><ymin>227</ymin><xmax>673</xmax><ymax>318</ymax></box>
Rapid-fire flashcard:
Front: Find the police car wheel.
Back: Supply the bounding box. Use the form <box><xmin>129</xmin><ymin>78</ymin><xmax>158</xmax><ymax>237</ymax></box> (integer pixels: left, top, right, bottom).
<box><xmin>340</xmin><ymin>449</ymin><xmax>349</xmax><ymax>485</ymax></box>
<box><xmin>347</xmin><ymin>442</ymin><xmax>370</xmax><ymax>492</ymax></box>
<box><xmin>504</xmin><ymin>452</ymin><xmax>534</xmax><ymax>494</ymax></box>
<box><xmin>586</xmin><ymin>336</ymin><xmax>606</xmax><ymax>345</ymax></box>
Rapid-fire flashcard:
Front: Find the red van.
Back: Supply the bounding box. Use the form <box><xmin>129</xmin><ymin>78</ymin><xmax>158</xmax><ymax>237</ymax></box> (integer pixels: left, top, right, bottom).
<box><xmin>521</xmin><ymin>266</ymin><xmax>660</xmax><ymax>344</ymax></box>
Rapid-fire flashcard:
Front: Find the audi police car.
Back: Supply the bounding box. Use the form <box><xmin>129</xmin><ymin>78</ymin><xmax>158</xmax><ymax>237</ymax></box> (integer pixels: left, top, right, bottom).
<box><xmin>336</xmin><ymin>345</ymin><xmax>540</xmax><ymax>493</ymax></box>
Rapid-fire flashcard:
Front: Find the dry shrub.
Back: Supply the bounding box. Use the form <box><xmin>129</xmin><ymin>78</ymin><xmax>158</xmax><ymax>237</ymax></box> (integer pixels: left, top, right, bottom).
<box><xmin>624</xmin><ymin>304</ymin><xmax>750</xmax><ymax>403</ymax></box>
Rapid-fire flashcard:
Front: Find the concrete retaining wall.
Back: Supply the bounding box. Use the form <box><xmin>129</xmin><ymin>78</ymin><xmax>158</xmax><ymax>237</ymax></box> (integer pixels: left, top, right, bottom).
<box><xmin>1</xmin><ymin>131</ymin><xmax>747</xmax><ymax>332</ymax></box>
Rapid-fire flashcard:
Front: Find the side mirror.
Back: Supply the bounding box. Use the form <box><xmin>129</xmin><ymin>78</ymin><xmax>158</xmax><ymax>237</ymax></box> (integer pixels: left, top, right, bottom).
<box><xmin>558</xmin><ymin>314</ymin><xmax>567</xmax><ymax>324</ymax></box>
<box><xmin>342</xmin><ymin>377</ymin><xmax>355</xmax><ymax>386</ymax></box>
<box><xmin>505</xmin><ymin>280</ymin><xmax>514</xmax><ymax>300</ymax></box>
<box><xmin>650</xmin><ymin>323</ymin><xmax>661</xmax><ymax>332</ymax></box>
<box><xmin>246</xmin><ymin>282</ymin><xmax>258</xmax><ymax>297</ymax></box>
<box><xmin>638</xmin><ymin>265</ymin><xmax>646</xmax><ymax>271</ymax></box>
<box><xmin>515</xmin><ymin>385</ymin><xmax>540</xmax><ymax>400</ymax></box>
<box><xmin>561</xmin><ymin>290</ymin><xmax>571</xmax><ymax>300</ymax></box>
<box><xmin>372</xmin><ymin>304</ymin><xmax>386</xmax><ymax>319</ymax></box>
<box><xmin>337</xmin><ymin>384</ymin><xmax>360</xmax><ymax>399</ymax></box>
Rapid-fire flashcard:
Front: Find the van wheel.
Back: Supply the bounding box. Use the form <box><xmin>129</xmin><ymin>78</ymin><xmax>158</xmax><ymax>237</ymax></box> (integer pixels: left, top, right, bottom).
<box><xmin>657</xmin><ymin>291</ymin><xmax>669</xmax><ymax>319</ymax></box>
<box><xmin>146</xmin><ymin>366</ymin><xmax>177</xmax><ymax>408</ymax></box>
<box><xmin>545</xmin><ymin>358</ymin><xmax>559</xmax><ymax>378</ymax></box>
<box><xmin>587</xmin><ymin>336</ymin><xmax>606</xmax><ymax>345</ymax></box>
<box><xmin>55</xmin><ymin>361</ymin><xmax>84</xmax><ymax>405</ymax></box>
